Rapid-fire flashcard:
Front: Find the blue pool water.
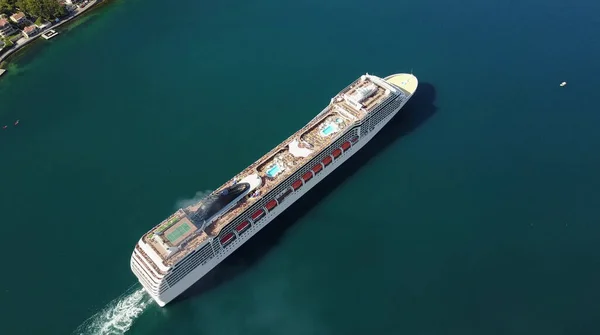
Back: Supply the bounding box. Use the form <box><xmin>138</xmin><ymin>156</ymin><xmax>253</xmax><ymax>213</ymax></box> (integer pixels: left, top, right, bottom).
<box><xmin>266</xmin><ymin>164</ymin><xmax>282</xmax><ymax>178</ymax></box>
<box><xmin>321</xmin><ymin>124</ymin><xmax>336</xmax><ymax>136</ymax></box>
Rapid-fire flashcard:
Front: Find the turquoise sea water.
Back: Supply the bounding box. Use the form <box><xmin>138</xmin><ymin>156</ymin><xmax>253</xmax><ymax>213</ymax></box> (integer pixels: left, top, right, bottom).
<box><xmin>1</xmin><ymin>0</ymin><xmax>599</xmax><ymax>334</ymax></box>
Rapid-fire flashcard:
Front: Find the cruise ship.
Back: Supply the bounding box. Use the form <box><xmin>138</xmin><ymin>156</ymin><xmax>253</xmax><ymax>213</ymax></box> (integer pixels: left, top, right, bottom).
<box><xmin>131</xmin><ymin>72</ymin><xmax>418</xmax><ymax>306</ymax></box>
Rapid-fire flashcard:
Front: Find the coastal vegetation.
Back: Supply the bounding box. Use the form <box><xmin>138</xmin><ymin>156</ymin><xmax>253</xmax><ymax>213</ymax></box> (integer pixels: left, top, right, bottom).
<box><xmin>0</xmin><ymin>0</ymin><xmax>112</xmax><ymax>70</ymax></box>
<box><xmin>0</xmin><ymin>0</ymin><xmax>67</xmax><ymax>20</ymax></box>
<box><xmin>2</xmin><ymin>38</ymin><xmax>12</xmax><ymax>47</ymax></box>
<box><xmin>1</xmin><ymin>32</ymin><xmax>20</xmax><ymax>48</ymax></box>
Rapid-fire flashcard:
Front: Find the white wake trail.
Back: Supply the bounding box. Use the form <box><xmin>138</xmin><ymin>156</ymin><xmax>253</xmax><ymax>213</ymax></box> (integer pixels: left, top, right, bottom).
<box><xmin>72</xmin><ymin>284</ymin><xmax>152</xmax><ymax>335</ymax></box>
<box><xmin>73</xmin><ymin>189</ymin><xmax>214</xmax><ymax>334</ymax></box>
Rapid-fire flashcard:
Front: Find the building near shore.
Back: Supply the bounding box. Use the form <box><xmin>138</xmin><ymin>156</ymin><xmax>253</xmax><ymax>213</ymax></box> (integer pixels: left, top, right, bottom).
<box><xmin>22</xmin><ymin>25</ymin><xmax>39</xmax><ymax>39</ymax></box>
<box><xmin>0</xmin><ymin>19</ymin><xmax>16</xmax><ymax>38</ymax></box>
<box><xmin>64</xmin><ymin>0</ymin><xmax>84</xmax><ymax>5</ymax></box>
<box><xmin>10</xmin><ymin>12</ymin><xmax>27</xmax><ymax>25</ymax></box>
<box><xmin>35</xmin><ymin>21</ymin><xmax>52</xmax><ymax>30</ymax></box>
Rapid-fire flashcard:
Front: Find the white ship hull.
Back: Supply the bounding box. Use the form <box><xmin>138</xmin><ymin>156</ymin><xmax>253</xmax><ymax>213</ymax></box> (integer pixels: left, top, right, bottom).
<box><xmin>136</xmin><ymin>89</ymin><xmax>413</xmax><ymax>307</ymax></box>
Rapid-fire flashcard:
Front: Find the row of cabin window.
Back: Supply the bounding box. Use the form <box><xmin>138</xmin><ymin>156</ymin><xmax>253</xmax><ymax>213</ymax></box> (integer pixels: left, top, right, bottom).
<box><xmin>166</xmin><ymin>244</ymin><xmax>215</xmax><ymax>286</ymax></box>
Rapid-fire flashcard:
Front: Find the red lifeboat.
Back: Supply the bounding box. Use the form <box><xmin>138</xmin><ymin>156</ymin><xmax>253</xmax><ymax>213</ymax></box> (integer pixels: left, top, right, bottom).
<box><xmin>312</xmin><ymin>163</ymin><xmax>323</xmax><ymax>175</ymax></box>
<box><xmin>322</xmin><ymin>156</ymin><xmax>332</xmax><ymax>167</ymax></box>
<box><xmin>220</xmin><ymin>232</ymin><xmax>235</xmax><ymax>246</ymax></box>
<box><xmin>235</xmin><ymin>221</ymin><xmax>250</xmax><ymax>233</ymax></box>
<box><xmin>251</xmin><ymin>209</ymin><xmax>265</xmax><ymax>221</ymax></box>
<box><xmin>302</xmin><ymin>171</ymin><xmax>313</xmax><ymax>182</ymax></box>
<box><xmin>341</xmin><ymin>141</ymin><xmax>351</xmax><ymax>151</ymax></box>
<box><xmin>265</xmin><ymin>199</ymin><xmax>277</xmax><ymax>211</ymax></box>
<box><xmin>291</xmin><ymin>179</ymin><xmax>303</xmax><ymax>191</ymax></box>
<box><xmin>332</xmin><ymin>148</ymin><xmax>342</xmax><ymax>158</ymax></box>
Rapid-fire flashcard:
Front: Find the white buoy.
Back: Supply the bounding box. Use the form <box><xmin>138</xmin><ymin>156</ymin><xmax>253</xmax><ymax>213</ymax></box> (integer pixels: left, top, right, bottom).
<box><xmin>560</xmin><ymin>81</ymin><xmax>567</xmax><ymax>87</ymax></box>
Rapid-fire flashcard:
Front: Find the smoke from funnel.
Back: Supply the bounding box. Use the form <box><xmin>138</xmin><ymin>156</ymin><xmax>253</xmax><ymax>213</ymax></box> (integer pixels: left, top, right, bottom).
<box><xmin>174</xmin><ymin>190</ymin><xmax>213</xmax><ymax>209</ymax></box>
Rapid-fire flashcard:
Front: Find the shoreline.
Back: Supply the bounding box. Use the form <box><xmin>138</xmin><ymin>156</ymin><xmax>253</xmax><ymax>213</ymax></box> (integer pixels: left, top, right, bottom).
<box><xmin>0</xmin><ymin>0</ymin><xmax>112</xmax><ymax>70</ymax></box>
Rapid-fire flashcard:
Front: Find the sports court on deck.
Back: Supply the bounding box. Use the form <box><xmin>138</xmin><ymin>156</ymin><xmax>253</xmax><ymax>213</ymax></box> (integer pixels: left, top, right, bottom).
<box><xmin>163</xmin><ymin>217</ymin><xmax>197</xmax><ymax>245</ymax></box>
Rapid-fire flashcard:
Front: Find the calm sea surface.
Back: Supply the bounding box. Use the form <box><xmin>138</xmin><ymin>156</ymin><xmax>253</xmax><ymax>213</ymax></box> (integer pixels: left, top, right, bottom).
<box><xmin>0</xmin><ymin>0</ymin><xmax>599</xmax><ymax>334</ymax></box>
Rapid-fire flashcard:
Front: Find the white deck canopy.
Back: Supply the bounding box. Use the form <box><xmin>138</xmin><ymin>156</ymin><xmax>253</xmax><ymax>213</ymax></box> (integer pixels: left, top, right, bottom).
<box><xmin>288</xmin><ymin>139</ymin><xmax>313</xmax><ymax>158</ymax></box>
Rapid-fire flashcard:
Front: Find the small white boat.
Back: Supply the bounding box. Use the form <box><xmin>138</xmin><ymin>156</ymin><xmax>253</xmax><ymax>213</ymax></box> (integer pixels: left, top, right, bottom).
<box><xmin>560</xmin><ymin>81</ymin><xmax>567</xmax><ymax>87</ymax></box>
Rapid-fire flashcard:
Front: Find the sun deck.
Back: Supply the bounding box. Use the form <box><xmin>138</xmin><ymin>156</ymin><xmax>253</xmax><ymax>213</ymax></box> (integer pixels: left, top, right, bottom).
<box><xmin>142</xmin><ymin>74</ymin><xmax>402</xmax><ymax>266</ymax></box>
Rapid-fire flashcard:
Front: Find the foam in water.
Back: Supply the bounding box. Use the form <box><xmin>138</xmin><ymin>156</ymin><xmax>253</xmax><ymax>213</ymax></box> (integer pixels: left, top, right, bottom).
<box><xmin>72</xmin><ymin>189</ymin><xmax>216</xmax><ymax>334</ymax></box>
<box><xmin>72</xmin><ymin>284</ymin><xmax>152</xmax><ymax>335</ymax></box>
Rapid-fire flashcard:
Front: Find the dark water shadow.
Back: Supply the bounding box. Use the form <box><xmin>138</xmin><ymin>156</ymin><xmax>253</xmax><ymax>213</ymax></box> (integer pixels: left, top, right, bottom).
<box><xmin>173</xmin><ymin>82</ymin><xmax>438</xmax><ymax>305</ymax></box>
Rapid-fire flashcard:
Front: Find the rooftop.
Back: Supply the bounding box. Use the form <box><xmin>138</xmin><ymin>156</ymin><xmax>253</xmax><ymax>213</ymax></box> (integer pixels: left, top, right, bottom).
<box><xmin>140</xmin><ymin>73</ymin><xmax>416</xmax><ymax>267</ymax></box>
<box><xmin>23</xmin><ymin>25</ymin><xmax>37</xmax><ymax>33</ymax></box>
<box><xmin>10</xmin><ymin>12</ymin><xmax>25</xmax><ymax>20</ymax></box>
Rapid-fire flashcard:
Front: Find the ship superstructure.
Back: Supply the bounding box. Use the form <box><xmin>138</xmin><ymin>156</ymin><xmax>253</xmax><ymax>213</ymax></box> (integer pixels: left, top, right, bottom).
<box><xmin>131</xmin><ymin>73</ymin><xmax>418</xmax><ymax>306</ymax></box>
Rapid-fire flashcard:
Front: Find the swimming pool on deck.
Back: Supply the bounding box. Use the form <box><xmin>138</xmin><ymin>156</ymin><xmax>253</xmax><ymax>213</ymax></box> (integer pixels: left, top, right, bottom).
<box><xmin>266</xmin><ymin>163</ymin><xmax>283</xmax><ymax>178</ymax></box>
<box><xmin>320</xmin><ymin>120</ymin><xmax>342</xmax><ymax>137</ymax></box>
<box><xmin>321</xmin><ymin>124</ymin><xmax>335</xmax><ymax>136</ymax></box>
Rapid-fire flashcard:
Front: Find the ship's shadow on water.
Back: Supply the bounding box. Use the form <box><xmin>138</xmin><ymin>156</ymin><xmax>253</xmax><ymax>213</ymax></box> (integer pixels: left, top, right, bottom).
<box><xmin>174</xmin><ymin>82</ymin><xmax>438</xmax><ymax>305</ymax></box>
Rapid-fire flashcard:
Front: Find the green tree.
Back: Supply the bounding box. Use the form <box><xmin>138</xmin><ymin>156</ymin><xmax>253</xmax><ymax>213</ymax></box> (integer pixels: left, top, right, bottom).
<box><xmin>0</xmin><ymin>0</ymin><xmax>16</xmax><ymax>15</ymax></box>
<box><xmin>14</xmin><ymin>0</ymin><xmax>67</xmax><ymax>20</ymax></box>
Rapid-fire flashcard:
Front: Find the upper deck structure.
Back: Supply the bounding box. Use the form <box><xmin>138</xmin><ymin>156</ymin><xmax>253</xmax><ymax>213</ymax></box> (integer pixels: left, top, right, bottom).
<box><xmin>138</xmin><ymin>73</ymin><xmax>417</xmax><ymax>269</ymax></box>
